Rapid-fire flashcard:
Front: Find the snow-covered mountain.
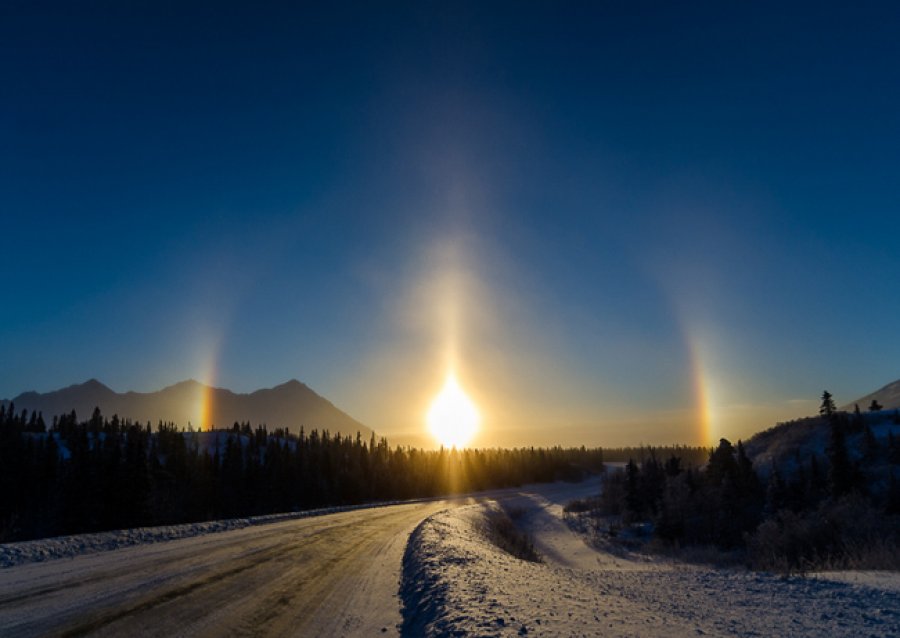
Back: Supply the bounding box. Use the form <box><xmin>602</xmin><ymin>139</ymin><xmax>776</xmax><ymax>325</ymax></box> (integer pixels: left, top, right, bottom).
<box><xmin>1</xmin><ymin>378</ymin><xmax>372</xmax><ymax>436</ymax></box>
<box><xmin>841</xmin><ymin>378</ymin><xmax>900</xmax><ymax>411</ymax></box>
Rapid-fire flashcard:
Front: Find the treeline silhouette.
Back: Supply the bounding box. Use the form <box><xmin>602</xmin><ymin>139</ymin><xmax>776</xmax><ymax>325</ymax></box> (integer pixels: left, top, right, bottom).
<box><xmin>0</xmin><ymin>404</ymin><xmax>604</xmax><ymax>542</ymax></box>
<box><xmin>599</xmin><ymin>445</ymin><xmax>710</xmax><ymax>466</ymax></box>
<box><xmin>586</xmin><ymin>392</ymin><xmax>900</xmax><ymax>571</ymax></box>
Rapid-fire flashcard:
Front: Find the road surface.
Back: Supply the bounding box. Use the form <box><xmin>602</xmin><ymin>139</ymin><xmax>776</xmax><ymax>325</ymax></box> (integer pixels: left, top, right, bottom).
<box><xmin>0</xmin><ymin>479</ymin><xmax>603</xmax><ymax>637</ymax></box>
<box><xmin>0</xmin><ymin>501</ymin><xmax>452</xmax><ymax>637</ymax></box>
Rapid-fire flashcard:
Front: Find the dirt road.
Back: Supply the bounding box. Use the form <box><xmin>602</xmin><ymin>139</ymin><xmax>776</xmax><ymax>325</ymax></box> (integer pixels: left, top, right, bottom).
<box><xmin>0</xmin><ymin>501</ymin><xmax>451</xmax><ymax>637</ymax></box>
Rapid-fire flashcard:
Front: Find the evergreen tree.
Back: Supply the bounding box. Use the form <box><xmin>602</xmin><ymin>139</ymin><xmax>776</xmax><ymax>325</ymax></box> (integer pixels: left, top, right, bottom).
<box><xmin>808</xmin><ymin>454</ymin><xmax>826</xmax><ymax>505</ymax></box>
<box><xmin>764</xmin><ymin>469</ymin><xmax>788</xmax><ymax>514</ymax></box>
<box><xmin>851</xmin><ymin>404</ymin><xmax>866</xmax><ymax>432</ymax></box>
<box><xmin>889</xmin><ymin>431</ymin><xmax>900</xmax><ymax>465</ymax></box>
<box><xmin>862</xmin><ymin>425</ymin><xmax>879</xmax><ymax>461</ymax></box>
<box><xmin>624</xmin><ymin>459</ymin><xmax>640</xmax><ymax>517</ymax></box>
<box><xmin>887</xmin><ymin>472</ymin><xmax>900</xmax><ymax>516</ymax></box>
<box><xmin>819</xmin><ymin>391</ymin><xmax>836</xmax><ymax>419</ymax></box>
<box><xmin>638</xmin><ymin>455</ymin><xmax>664</xmax><ymax>516</ymax></box>
<box><xmin>664</xmin><ymin>455</ymin><xmax>682</xmax><ymax>477</ymax></box>
<box><xmin>706</xmin><ymin>438</ymin><xmax>738</xmax><ymax>486</ymax></box>
<box><xmin>735</xmin><ymin>441</ymin><xmax>756</xmax><ymax>491</ymax></box>
<box><xmin>827</xmin><ymin>416</ymin><xmax>853</xmax><ymax>498</ymax></box>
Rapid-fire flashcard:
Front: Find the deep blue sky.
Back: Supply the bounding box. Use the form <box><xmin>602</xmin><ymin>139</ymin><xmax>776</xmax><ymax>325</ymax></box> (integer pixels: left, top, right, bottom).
<box><xmin>2</xmin><ymin>2</ymin><xmax>899</xmax><ymax>446</ymax></box>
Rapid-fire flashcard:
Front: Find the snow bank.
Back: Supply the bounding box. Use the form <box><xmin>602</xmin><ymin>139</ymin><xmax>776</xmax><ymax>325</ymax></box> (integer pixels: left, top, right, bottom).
<box><xmin>811</xmin><ymin>570</ymin><xmax>900</xmax><ymax>593</ymax></box>
<box><xmin>402</xmin><ymin>501</ymin><xmax>900</xmax><ymax>637</ymax></box>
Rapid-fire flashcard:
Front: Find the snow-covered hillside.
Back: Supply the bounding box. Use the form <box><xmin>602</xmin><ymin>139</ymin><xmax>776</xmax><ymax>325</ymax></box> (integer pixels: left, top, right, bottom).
<box><xmin>402</xmin><ymin>486</ymin><xmax>900</xmax><ymax>636</ymax></box>
<box><xmin>745</xmin><ymin>410</ymin><xmax>900</xmax><ymax>474</ymax></box>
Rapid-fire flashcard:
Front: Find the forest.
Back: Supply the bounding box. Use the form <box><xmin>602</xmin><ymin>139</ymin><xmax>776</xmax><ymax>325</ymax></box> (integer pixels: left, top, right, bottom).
<box><xmin>597</xmin><ymin>444</ymin><xmax>710</xmax><ymax>466</ymax></box>
<box><xmin>582</xmin><ymin>393</ymin><xmax>900</xmax><ymax>571</ymax></box>
<box><xmin>0</xmin><ymin>403</ymin><xmax>604</xmax><ymax>542</ymax></box>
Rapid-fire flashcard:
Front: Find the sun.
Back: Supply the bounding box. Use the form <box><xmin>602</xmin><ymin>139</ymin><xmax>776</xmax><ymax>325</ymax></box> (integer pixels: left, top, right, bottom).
<box><xmin>427</xmin><ymin>373</ymin><xmax>480</xmax><ymax>448</ymax></box>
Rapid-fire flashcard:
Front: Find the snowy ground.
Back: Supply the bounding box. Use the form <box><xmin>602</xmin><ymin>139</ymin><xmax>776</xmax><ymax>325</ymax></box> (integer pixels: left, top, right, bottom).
<box><xmin>401</xmin><ymin>481</ymin><xmax>900</xmax><ymax>637</ymax></box>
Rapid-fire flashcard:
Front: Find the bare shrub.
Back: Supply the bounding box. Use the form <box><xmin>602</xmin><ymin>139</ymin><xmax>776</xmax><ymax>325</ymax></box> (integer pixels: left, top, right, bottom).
<box><xmin>483</xmin><ymin>507</ymin><xmax>541</xmax><ymax>563</ymax></box>
<box><xmin>563</xmin><ymin>497</ymin><xmax>602</xmax><ymax>514</ymax></box>
<box><xmin>505</xmin><ymin>506</ymin><xmax>528</xmax><ymax>521</ymax></box>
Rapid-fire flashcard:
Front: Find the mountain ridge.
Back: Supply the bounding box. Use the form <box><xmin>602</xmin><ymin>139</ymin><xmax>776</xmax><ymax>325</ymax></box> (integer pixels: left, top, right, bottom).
<box><xmin>841</xmin><ymin>378</ymin><xmax>900</xmax><ymax>412</ymax></box>
<box><xmin>1</xmin><ymin>378</ymin><xmax>372</xmax><ymax>437</ymax></box>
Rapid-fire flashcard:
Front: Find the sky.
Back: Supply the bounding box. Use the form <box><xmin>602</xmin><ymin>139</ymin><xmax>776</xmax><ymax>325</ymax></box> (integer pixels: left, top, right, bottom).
<box><xmin>2</xmin><ymin>2</ymin><xmax>899</xmax><ymax>448</ymax></box>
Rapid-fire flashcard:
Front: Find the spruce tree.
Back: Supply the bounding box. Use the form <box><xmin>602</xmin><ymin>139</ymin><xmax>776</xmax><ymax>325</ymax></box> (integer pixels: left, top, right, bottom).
<box><xmin>624</xmin><ymin>459</ymin><xmax>640</xmax><ymax>517</ymax></box>
<box><xmin>820</xmin><ymin>391</ymin><xmax>836</xmax><ymax>419</ymax></box>
<box><xmin>887</xmin><ymin>472</ymin><xmax>900</xmax><ymax>516</ymax></box>
<box><xmin>706</xmin><ymin>438</ymin><xmax>738</xmax><ymax>486</ymax></box>
<box><xmin>827</xmin><ymin>416</ymin><xmax>853</xmax><ymax>497</ymax></box>
<box><xmin>862</xmin><ymin>425</ymin><xmax>879</xmax><ymax>461</ymax></box>
<box><xmin>852</xmin><ymin>404</ymin><xmax>865</xmax><ymax>432</ymax></box>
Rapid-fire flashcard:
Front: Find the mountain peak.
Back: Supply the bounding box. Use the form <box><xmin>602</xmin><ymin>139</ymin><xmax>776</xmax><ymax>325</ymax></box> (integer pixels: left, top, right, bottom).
<box><xmin>80</xmin><ymin>378</ymin><xmax>112</xmax><ymax>391</ymax></box>
<box><xmin>160</xmin><ymin>379</ymin><xmax>205</xmax><ymax>392</ymax></box>
<box><xmin>277</xmin><ymin>379</ymin><xmax>309</xmax><ymax>390</ymax></box>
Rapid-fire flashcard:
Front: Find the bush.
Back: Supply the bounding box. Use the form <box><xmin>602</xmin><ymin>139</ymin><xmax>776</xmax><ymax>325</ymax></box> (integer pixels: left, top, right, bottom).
<box><xmin>563</xmin><ymin>497</ymin><xmax>602</xmax><ymax>513</ymax></box>
<box><xmin>747</xmin><ymin>496</ymin><xmax>900</xmax><ymax>573</ymax></box>
<box><xmin>483</xmin><ymin>506</ymin><xmax>541</xmax><ymax>563</ymax></box>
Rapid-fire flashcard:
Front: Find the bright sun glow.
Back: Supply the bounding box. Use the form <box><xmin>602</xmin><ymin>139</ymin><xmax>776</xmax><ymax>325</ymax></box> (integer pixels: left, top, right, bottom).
<box><xmin>427</xmin><ymin>373</ymin><xmax>480</xmax><ymax>448</ymax></box>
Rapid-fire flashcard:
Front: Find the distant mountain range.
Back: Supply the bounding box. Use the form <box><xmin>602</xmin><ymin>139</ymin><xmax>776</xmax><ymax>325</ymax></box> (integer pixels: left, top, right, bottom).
<box><xmin>842</xmin><ymin>378</ymin><xmax>900</xmax><ymax>412</ymax></box>
<box><xmin>1</xmin><ymin>379</ymin><xmax>372</xmax><ymax>437</ymax></box>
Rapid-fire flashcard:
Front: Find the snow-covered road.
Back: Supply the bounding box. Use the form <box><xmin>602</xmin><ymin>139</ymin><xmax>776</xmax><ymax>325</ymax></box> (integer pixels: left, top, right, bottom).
<box><xmin>0</xmin><ymin>501</ymin><xmax>448</xmax><ymax>637</ymax></box>
<box><xmin>0</xmin><ymin>480</ymin><xmax>601</xmax><ymax>637</ymax></box>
